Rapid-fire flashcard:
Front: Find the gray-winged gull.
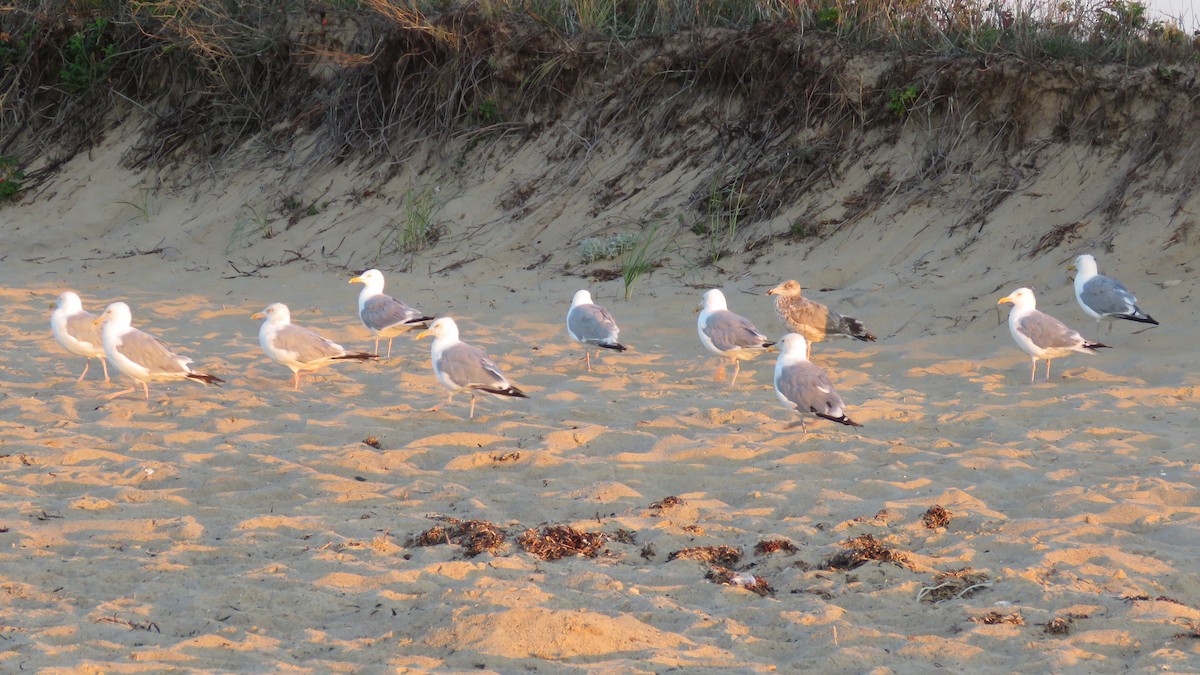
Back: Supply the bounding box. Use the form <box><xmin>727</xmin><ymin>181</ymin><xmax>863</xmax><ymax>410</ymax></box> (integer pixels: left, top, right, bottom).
<box><xmin>697</xmin><ymin>288</ymin><xmax>775</xmax><ymax>386</ymax></box>
<box><xmin>566</xmin><ymin>289</ymin><xmax>627</xmax><ymax>371</ymax></box>
<box><xmin>415</xmin><ymin>317</ymin><xmax>527</xmax><ymax>419</ymax></box>
<box><xmin>998</xmin><ymin>287</ymin><xmax>1108</xmax><ymax>383</ymax></box>
<box><xmin>51</xmin><ymin>291</ymin><xmax>109</xmax><ymax>382</ymax></box>
<box><xmin>95</xmin><ymin>301</ymin><xmax>224</xmax><ymax>399</ymax></box>
<box><xmin>773</xmin><ymin>333</ymin><xmax>861</xmax><ymax>432</ymax></box>
<box><xmin>349</xmin><ymin>269</ymin><xmax>434</xmax><ymax>358</ymax></box>
<box><xmin>1069</xmin><ymin>254</ymin><xmax>1157</xmax><ymax>334</ymax></box>
<box><xmin>253</xmin><ymin>302</ymin><xmax>377</xmax><ymax>390</ymax></box>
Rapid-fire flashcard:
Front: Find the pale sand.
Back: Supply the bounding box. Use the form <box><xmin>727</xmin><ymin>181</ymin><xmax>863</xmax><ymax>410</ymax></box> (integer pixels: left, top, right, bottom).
<box><xmin>0</xmin><ymin>128</ymin><xmax>1198</xmax><ymax>672</ymax></box>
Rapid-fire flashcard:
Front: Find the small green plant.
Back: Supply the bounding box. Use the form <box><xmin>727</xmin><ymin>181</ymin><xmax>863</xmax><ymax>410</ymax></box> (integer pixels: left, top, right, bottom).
<box><xmin>114</xmin><ymin>187</ymin><xmax>155</xmax><ymax>223</ymax></box>
<box><xmin>378</xmin><ymin>186</ymin><xmax>442</xmax><ymax>258</ymax></box>
<box><xmin>0</xmin><ymin>156</ymin><xmax>24</xmax><ymax>203</ymax></box>
<box><xmin>888</xmin><ymin>85</ymin><xmax>920</xmax><ymax>117</ymax></box>
<box><xmin>621</xmin><ymin>223</ymin><xmax>662</xmax><ymax>300</ymax></box>
<box><xmin>59</xmin><ymin>18</ymin><xmax>114</xmax><ymax>94</ymax></box>
<box><xmin>694</xmin><ymin>172</ymin><xmax>744</xmax><ymax>263</ymax></box>
<box><xmin>474</xmin><ymin>99</ymin><xmax>502</xmax><ymax>125</ymax></box>
<box><xmin>578</xmin><ymin>231</ymin><xmax>638</xmax><ymax>264</ymax></box>
<box><xmin>226</xmin><ymin>204</ymin><xmax>275</xmax><ymax>254</ymax></box>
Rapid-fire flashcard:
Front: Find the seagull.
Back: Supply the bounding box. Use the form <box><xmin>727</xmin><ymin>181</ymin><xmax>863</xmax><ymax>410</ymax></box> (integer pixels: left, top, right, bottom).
<box><xmin>998</xmin><ymin>287</ymin><xmax>1109</xmax><ymax>383</ymax></box>
<box><xmin>50</xmin><ymin>291</ymin><xmax>109</xmax><ymax>382</ymax></box>
<box><xmin>1069</xmin><ymin>254</ymin><xmax>1158</xmax><ymax>334</ymax></box>
<box><xmin>566</xmin><ymin>289</ymin><xmax>627</xmax><ymax>371</ymax></box>
<box><xmin>773</xmin><ymin>333</ymin><xmax>861</xmax><ymax>433</ymax></box>
<box><xmin>696</xmin><ymin>289</ymin><xmax>775</xmax><ymax>386</ymax></box>
<box><xmin>349</xmin><ymin>269</ymin><xmax>434</xmax><ymax>358</ymax></box>
<box><xmin>415</xmin><ymin>317</ymin><xmax>528</xmax><ymax>419</ymax></box>
<box><xmin>766</xmin><ymin>280</ymin><xmax>875</xmax><ymax>358</ymax></box>
<box><xmin>95</xmin><ymin>302</ymin><xmax>224</xmax><ymax>400</ymax></box>
<box><xmin>253</xmin><ymin>303</ymin><xmax>377</xmax><ymax>390</ymax></box>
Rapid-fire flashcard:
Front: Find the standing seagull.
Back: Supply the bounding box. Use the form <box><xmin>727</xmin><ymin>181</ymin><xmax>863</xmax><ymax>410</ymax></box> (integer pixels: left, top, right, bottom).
<box><xmin>415</xmin><ymin>317</ymin><xmax>528</xmax><ymax>419</ymax></box>
<box><xmin>1069</xmin><ymin>254</ymin><xmax>1158</xmax><ymax>334</ymax></box>
<box><xmin>767</xmin><ymin>280</ymin><xmax>875</xmax><ymax>358</ymax></box>
<box><xmin>349</xmin><ymin>269</ymin><xmax>434</xmax><ymax>358</ymax></box>
<box><xmin>253</xmin><ymin>303</ymin><xmax>377</xmax><ymax>390</ymax></box>
<box><xmin>566</xmin><ymin>289</ymin><xmax>627</xmax><ymax>371</ymax></box>
<box><xmin>773</xmin><ymin>333</ymin><xmax>861</xmax><ymax>433</ymax></box>
<box><xmin>696</xmin><ymin>289</ymin><xmax>775</xmax><ymax>386</ymax></box>
<box><xmin>95</xmin><ymin>302</ymin><xmax>224</xmax><ymax>400</ymax></box>
<box><xmin>998</xmin><ymin>287</ymin><xmax>1109</xmax><ymax>384</ymax></box>
<box><xmin>50</xmin><ymin>291</ymin><xmax>110</xmax><ymax>382</ymax></box>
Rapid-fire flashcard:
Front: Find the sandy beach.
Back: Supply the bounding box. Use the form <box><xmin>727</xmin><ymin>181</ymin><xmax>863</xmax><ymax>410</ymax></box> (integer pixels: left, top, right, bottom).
<box><xmin>3</xmin><ymin>49</ymin><xmax>1200</xmax><ymax>673</ymax></box>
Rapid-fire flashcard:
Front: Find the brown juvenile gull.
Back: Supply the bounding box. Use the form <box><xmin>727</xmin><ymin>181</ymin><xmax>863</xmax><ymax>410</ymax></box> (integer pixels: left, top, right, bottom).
<box><xmin>95</xmin><ymin>301</ymin><xmax>224</xmax><ymax>400</ymax></box>
<box><xmin>766</xmin><ymin>280</ymin><xmax>875</xmax><ymax>358</ymax></box>
<box><xmin>773</xmin><ymin>333</ymin><xmax>861</xmax><ymax>433</ymax></box>
<box><xmin>349</xmin><ymin>269</ymin><xmax>434</xmax><ymax>358</ymax></box>
<box><xmin>415</xmin><ymin>317</ymin><xmax>528</xmax><ymax>419</ymax></box>
<box><xmin>566</xmin><ymin>289</ymin><xmax>627</xmax><ymax>372</ymax></box>
<box><xmin>50</xmin><ymin>291</ymin><xmax>109</xmax><ymax>382</ymax></box>
<box><xmin>253</xmin><ymin>302</ymin><xmax>377</xmax><ymax>390</ymax></box>
<box><xmin>1069</xmin><ymin>254</ymin><xmax>1158</xmax><ymax>335</ymax></box>
<box><xmin>998</xmin><ymin>287</ymin><xmax>1109</xmax><ymax>384</ymax></box>
<box><xmin>696</xmin><ymin>288</ymin><xmax>775</xmax><ymax>386</ymax></box>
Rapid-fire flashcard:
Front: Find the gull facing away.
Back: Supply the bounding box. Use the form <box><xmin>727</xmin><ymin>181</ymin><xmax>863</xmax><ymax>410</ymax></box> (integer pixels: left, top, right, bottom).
<box><xmin>349</xmin><ymin>269</ymin><xmax>434</xmax><ymax>358</ymax></box>
<box><xmin>998</xmin><ymin>287</ymin><xmax>1109</xmax><ymax>384</ymax></box>
<box><xmin>773</xmin><ymin>333</ymin><xmax>861</xmax><ymax>433</ymax></box>
<box><xmin>415</xmin><ymin>317</ymin><xmax>528</xmax><ymax>419</ymax></box>
<box><xmin>566</xmin><ymin>289</ymin><xmax>627</xmax><ymax>371</ymax></box>
<box><xmin>50</xmin><ymin>291</ymin><xmax>109</xmax><ymax>382</ymax></box>
<box><xmin>697</xmin><ymin>289</ymin><xmax>775</xmax><ymax>386</ymax></box>
<box><xmin>767</xmin><ymin>280</ymin><xmax>875</xmax><ymax>358</ymax></box>
<box><xmin>1069</xmin><ymin>254</ymin><xmax>1158</xmax><ymax>334</ymax></box>
<box><xmin>95</xmin><ymin>302</ymin><xmax>224</xmax><ymax>400</ymax></box>
<box><xmin>253</xmin><ymin>303</ymin><xmax>377</xmax><ymax>390</ymax></box>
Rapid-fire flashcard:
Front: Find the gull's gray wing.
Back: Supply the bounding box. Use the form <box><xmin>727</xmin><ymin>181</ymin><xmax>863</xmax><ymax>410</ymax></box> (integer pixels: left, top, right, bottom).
<box><xmin>1017</xmin><ymin>311</ymin><xmax>1084</xmax><ymax>350</ymax></box>
<box><xmin>777</xmin><ymin>361</ymin><xmax>845</xmax><ymax>417</ymax></box>
<box><xmin>1080</xmin><ymin>275</ymin><xmax>1139</xmax><ymax>318</ymax></box>
<box><xmin>438</xmin><ymin>342</ymin><xmax>509</xmax><ymax>390</ymax></box>
<box><xmin>361</xmin><ymin>294</ymin><xmax>429</xmax><ymax>332</ymax></box>
<box><xmin>118</xmin><ymin>329</ymin><xmax>191</xmax><ymax>374</ymax></box>
<box><xmin>274</xmin><ymin>324</ymin><xmax>343</xmax><ymax>363</ymax></box>
<box><xmin>568</xmin><ymin>304</ymin><xmax>619</xmax><ymax>345</ymax></box>
<box><xmin>704</xmin><ymin>310</ymin><xmax>770</xmax><ymax>352</ymax></box>
<box><xmin>66</xmin><ymin>311</ymin><xmax>103</xmax><ymax>346</ymax></box>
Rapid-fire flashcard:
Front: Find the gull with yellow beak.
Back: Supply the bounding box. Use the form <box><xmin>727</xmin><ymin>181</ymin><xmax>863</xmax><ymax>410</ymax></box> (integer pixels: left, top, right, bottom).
<box><xmin>349</xmin><ymin>269</ymin><xmax>434</xmax><ymax>358</ymax></box>
<box><xmin>998</xmin><ymin>287</ymin><xmax>1108</xmax><ymax>384</ymax></box>
<box><xmin>416</xmin><ymin>317</ymin><xmax>527</xmax><ymax>419</ymax></box>
<box><xmin>95</xmin><ymin>302</ymin><xmax>224</xmax><ymax>400</ymax></box>
<box><xmin>50</xmin><ymin>291</ymin><xmax>110</xmax><ymax>382</ymax></box>
<box><xmin>253</xmin><ymin>302</ymin><xmax>376</xmax><ymax>390</ymax></box>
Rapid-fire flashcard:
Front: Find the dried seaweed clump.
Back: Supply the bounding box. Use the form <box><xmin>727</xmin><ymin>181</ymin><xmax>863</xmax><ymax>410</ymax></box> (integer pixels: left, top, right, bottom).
<box><xmin>410</xmin><ymin>519</ymin><xmax>506</xmax><ymax>558</ymax></box>
<box><xmin>754</xmin><ymin>539</ymin><xmax>798</xmax><ymax>555</ymax></box>
<box><xmin>922</xmin><ymin>505</ymin><xmax>951</xmax><ymax>529</ymax></box>
<box><xmin>668</xmin><ymin>545</ymin><xmax>742</xmax><ymax>567</ymax></box>
<box><xmin>1044</xmin><ymin>617</ymin><xmax>1073</xmax><ymax>635</ymax></box>
<box><xmin>823</xmin><ymin>534</ymin><xmax>909</xmax><ymax>571</ymax></box>
<box><xmin>706</xmin><ymin>566</ymin><xmax>774</xmax><ymax>597</ymax></box>
<box><xmin>916</xmin><ymin>567</ymin><xmax>992</xmax><ymax>603</ymax></box>
<box><xmin>518</xmin><ymin>525</ymin><xmax>608</xmax><ymax>560</ymax></box>
<box><xmin>649</xmin><ymin>496</ymin><xmax>683</xmax><ymax>509</ymax></box>
<box><xmin>970</xmin><ymin>611</ymin><xmax>1024</xmax><ymax>625</ymax></box>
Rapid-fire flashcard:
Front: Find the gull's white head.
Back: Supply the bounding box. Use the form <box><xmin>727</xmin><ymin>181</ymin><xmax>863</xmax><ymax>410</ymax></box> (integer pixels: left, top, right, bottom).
<box><xmin>1071</xmin><ymin>254</ymin><xmax>1098</xmax><ymax>279</ymax></box>
<box><xmin>252</xmin><ymin>302</ymin><xmax>291</xmax><ymax>325</ymax></box>
<box><xmin>416</xmin><ymin>316</ymin><xmax>458</xmax><ymax>342</ymax></box>
<box><xmin>56</xmin><ymin>291</ymin><xmax>83</xmax><ymax>313</ymax></box>
<box><xmin>998</xmin><ymin>287</ymin><xmax>1036</xmax><ymax>310</ymax></box>
<box><xmin>700</xmin><ymin>289</ymin><xmax>728</xmax><ymax>313</ymax></box>
<box><xmin>777</xmin><ymin>333</ymin><xmax>811</xmax><ymax>360</ymax></box>
<box><xmin>349</xmin><ymin>269</ymin><xmax>386</xmax><ymax>293</ymax></box>
<box><xmin>97</xmin><ymin>301</ymin><xmax>133</xmax><ymax>328</ymax></box>
<box><xmin>570</xmin><ymin>290</ymin><xmax>594</xmax><ymax>307</ymax></box>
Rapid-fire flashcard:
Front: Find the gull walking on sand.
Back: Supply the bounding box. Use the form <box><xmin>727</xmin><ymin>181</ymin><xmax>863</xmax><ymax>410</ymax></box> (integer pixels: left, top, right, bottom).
<box><xmin>697</xmin><ymin>289</ymin><xmax>775</xmax><ymax>386</ymax></box>
<box><xmin>774</xmin><ymin>333</ymin><xmax>861</xmax><ymax>433</ymax></box>
<box><xmin>95</xmin><ymin>302</ymin><xmax>224</xmax><ymax>400</ymax></box>
<box><xmin>566</xmin><ymin>289</ymin><xmax>627</xmax><ymax>371</ymax></box>
<box><xmin>253</xmin><ymin>303</ymin><xmax>377</xmax><ymax>390</ymax></box>
<box><xmin>349</xmin><ymin>269</ymin><xmax>434</xmax><ymax>358</ymax></box>
<box><xmin>50</xmin><ymin>291</ymin><xmax>109</xmax><ymax>382</ymax></box>
<box><xmin>416</xmin><ymin>317</ymin><xmax>528</xmax><ymax>419</ymax></box>
<box><xmin>998</xmin><ymin>287</ymin><xmax>1109</xmax><ymax>384</ymax></box>
<box><xmin>767</xmin><ymin>280</ymin><xmax>875</xmax><ymax>358</ymax></box>
<box><xmin>1069</xmin><ymin>254</ymin><xmax>1158</xmax><ymax>335</ymax></box>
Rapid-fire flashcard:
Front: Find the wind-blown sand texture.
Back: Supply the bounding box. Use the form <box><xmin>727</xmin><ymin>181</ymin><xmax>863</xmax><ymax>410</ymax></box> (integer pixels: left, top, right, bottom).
<box><xmin>2</xmin><ymin>41</ymin><xmax>1200</xmax><ymax>673</ymax></box>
